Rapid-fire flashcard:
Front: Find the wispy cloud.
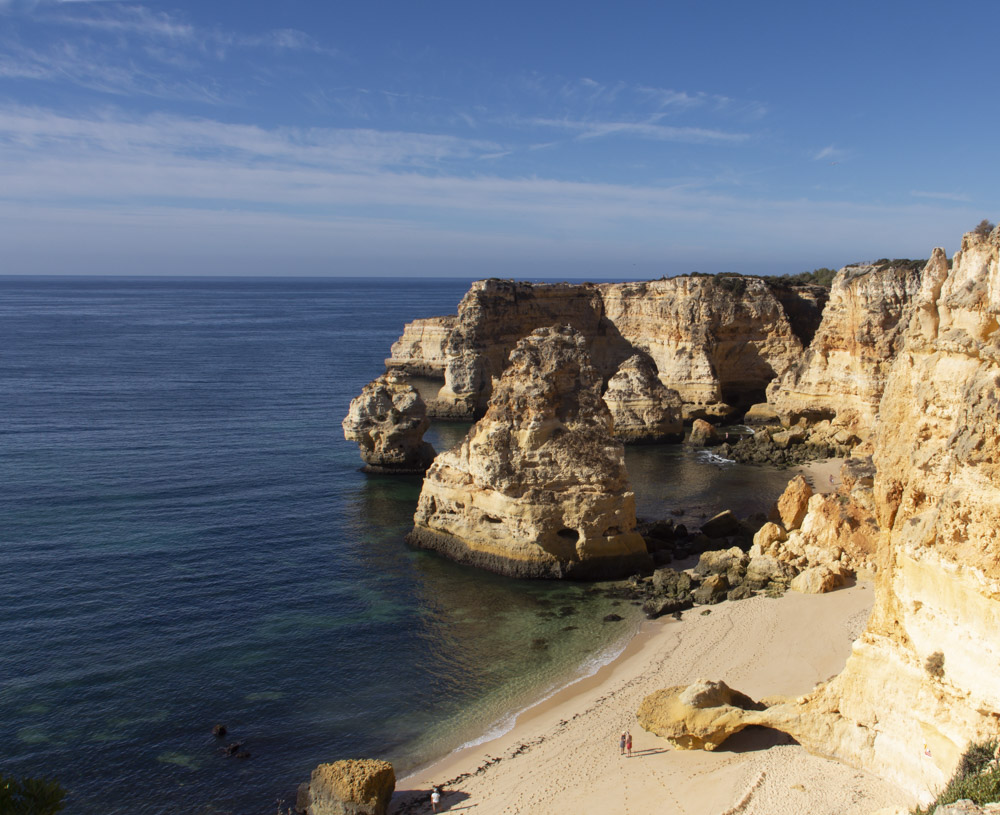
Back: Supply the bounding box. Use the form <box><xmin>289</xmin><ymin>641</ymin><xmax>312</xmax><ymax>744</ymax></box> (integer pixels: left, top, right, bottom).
<box><xmin>910</xmin><ymin>190</ymin><xmax>971</xmax><ymax>203</ymax></box>
<box><xmin>814</xmin><ymin>145</ymin><xmax>846</xmax><ymax>162</ymax></box>
<box><xmin>525</xmin><ymin>116</ymin><xmax>749</xmax><ymax>144</ymax></box>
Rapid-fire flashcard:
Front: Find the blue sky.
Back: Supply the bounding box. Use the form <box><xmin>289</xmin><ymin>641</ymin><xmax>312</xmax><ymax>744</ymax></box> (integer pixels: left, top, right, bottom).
<box><xmin>0</xmin><ymin>0</ymin><xmax>997</xmax><ymax>277</ymax></box>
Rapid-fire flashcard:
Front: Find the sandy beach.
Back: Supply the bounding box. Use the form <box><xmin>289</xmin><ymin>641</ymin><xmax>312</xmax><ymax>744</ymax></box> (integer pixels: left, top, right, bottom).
<box><xmin>391</xmin><ymin>581</ymin><xmax>912</xmax><ymax>815</ymax></box>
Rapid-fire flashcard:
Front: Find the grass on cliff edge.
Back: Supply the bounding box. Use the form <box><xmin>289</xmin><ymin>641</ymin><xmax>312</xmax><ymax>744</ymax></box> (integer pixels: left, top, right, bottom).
<box><xmin>912</xmin><ymin>740</ymin><xmax>1000</xmax><ymax>814</ymax></box>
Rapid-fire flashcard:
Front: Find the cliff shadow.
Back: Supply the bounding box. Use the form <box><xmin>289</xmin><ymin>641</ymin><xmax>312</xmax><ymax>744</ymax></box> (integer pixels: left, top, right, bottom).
<box><xmin>391</xmin><ymin>788</ymin><xmax>471</xmax><ymax>814</ymax></box>
<box><xmin>718</xmin><ymin>725</ymin><xmax>798</xmax><ymax>753</ymax></box>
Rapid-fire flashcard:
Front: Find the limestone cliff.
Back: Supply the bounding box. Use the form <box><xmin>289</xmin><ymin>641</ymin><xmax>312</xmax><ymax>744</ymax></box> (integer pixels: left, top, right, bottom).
<box><xmin>602</xmin><ymin>353</ymin><xmax>683</xmax><ymax>442</ymax></box>
<box><xmin>407</xmin><ymin>325</ymin><xmax>652</xmax><ymax>579</ymax></box>
<box><xmin>637</xmin><ymin>227</ymin><xmax>1000</xmax><ymax>804</ymax></box>
<box><xmin>342</xmin><ymin>372</ymin><xmax>435</xmax><ymax>472</ymax></box>
<box><xmin>430</xmin><ymin>279</ymin><xmax>631</xmax><ymax>418</ymax></box>
<box><xmin>384</xmin><ymin>275</ymin><xmax>819</xmax><ymax>422</ymax></box>
<box><xmin>600</xmin><ymin>276</ymin><xmax>818</xmax><ymax>419</ymax></box>
<box><xmin>762</xmin><ymin>260</ymin><xmax>924</xmax><ymax>444</ymax></box>
<box><xmin>385</xmin><ymin>316</ymin><xmax>456</xmax><ymax>377</ymax></box>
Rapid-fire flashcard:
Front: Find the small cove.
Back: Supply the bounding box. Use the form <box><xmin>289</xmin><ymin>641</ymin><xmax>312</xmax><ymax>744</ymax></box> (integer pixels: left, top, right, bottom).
<box><xmin>1</xmin><ymin>276</ymin><xmax>805</xmax><ymax>814</ymax></box>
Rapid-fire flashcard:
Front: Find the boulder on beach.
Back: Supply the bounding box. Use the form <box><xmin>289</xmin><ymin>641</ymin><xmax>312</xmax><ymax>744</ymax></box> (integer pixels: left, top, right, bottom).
<box><xmin>296</xmin><ymin>759</ymin><xmax>395</xmax><ymax>815</ymax></box>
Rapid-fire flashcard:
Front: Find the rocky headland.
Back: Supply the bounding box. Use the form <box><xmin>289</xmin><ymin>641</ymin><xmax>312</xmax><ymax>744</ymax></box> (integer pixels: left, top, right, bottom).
<box><xmin>406</xmin><ymin>325</ymin><xmax>652</xmax><ymax>579</ymax></box>
<box><xmin>636</xmin><ymin>225</ymin><xmax>1000</xmax><ymax>805</ymax></box>
<box><xmin>382</xmin><ymin>275</ymin><xmax>827</xmax><ymax>422</ymax></box>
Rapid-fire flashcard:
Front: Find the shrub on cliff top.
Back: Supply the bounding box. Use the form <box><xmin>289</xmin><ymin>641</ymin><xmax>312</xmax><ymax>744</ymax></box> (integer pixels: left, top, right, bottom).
<box><xmin>912</xmin><ymin>739</ymin><xmax>1000</xmax><ymax>814</ymax></box>
<box><xmin>973</xmin><ymin>219</ymin><xmax>995</xmax><ymax>236</ymax></box>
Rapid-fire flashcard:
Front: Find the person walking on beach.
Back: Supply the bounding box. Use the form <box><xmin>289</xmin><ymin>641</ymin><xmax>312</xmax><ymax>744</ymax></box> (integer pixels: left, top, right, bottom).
<box><xmin>620</xmin><ymin>731</ymin><xmax>626</xmax><ymax>755</ymax></box>
<box><xmin>626</xmin><ymin>731</ymin><xmax>632</xmax><ymax>758</ymax></box>
<box><xmin>431</xmin><ymin>786</ymin><xmax>441</xmax><ymax>812</ymax></box>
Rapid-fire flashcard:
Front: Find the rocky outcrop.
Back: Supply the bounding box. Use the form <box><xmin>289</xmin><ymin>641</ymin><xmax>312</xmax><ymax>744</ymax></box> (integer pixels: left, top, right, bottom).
<box><xmin>407</xmin><ymin>325</ymin><xmax>652</xmax><ymax>579</ymax></box>
<box><xmin>637</xmin><ymin>226</ymin><xmax>1000</xmax><ymax>804</ymax></box>
<box><xmin>760</xmin><ymin>260</ymin><xmax>925</xmax><ymax>444</ymax></box>
<box><xmin>599</xmin><ymin>276</ymin><xmax>815</xmax><ymax>420</ymax></box>
<box><xmin>385</xmin><ymin>317</ymin><xmax>456</xmax><ymax>377</ymax></box>
<box><xmin>342</xmin><ymin>373</ymin><xmax>435</xmax><ymax>472</ymax></box>
<box><xmin>379</xmin><ymin>275</ymin><xmax>822</xmax><ymax>422</ymax></box>
<box><xmin>431</xmin><ymin>280</ymin><xmax>630</xmax><ymax>418</ymax></box>
<box><xmin>602</xmin><ymin>354</ymin><xmax>683</xmax><ymax>442</ymax></box>
<box><xmin>296</xmin><ymin>759</ymin><xmax>395</xmax><ymax>815</ymax></box>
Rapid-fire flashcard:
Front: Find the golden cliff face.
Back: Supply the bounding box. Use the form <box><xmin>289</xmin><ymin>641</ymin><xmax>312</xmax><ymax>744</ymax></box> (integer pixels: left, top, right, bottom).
<box><xmin>637</xmin><ymin>228</ymin><xmax>1000</xmax><ymax>804</ymax></box>
<box><xmin>599</xmin><ymin>276</ymin><xmax>813</xmax><ymax>419</ymax></box>
<box><xmin>764</xmin><ymin>261</ymin><xmax>924</xmax><ymax>443</ymax></box>
<box><xmin>386</xmin><ymin>276</ymin><xmax>821</xmax><ymax>421</ymax></box>
<box><xmin>407</xmin><ymin>325</ymin><xmax>652</xmax><ymax>579</ymax></box>
<box><xmin>812</xmin><ymin>229</ymin><xmax>1000</xmax><ymax>799</ymax></box>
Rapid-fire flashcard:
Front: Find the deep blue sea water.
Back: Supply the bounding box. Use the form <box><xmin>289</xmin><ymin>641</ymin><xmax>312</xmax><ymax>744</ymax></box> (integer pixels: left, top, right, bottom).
<box><xmin>0</xmin><ymin>277</ymin><xmax>797</xmax><ymax>814</ymax></box>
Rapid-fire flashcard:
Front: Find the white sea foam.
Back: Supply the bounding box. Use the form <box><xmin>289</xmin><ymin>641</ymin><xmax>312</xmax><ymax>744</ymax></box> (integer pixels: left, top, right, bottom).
<box><xmin>451</xmin><ymin>630</ymin><xmax>636</xmax><ymax>753</ymax></box>
<box><xmin>696</xmin><ymin>449</ymin><xmax>736</xmax><ymax>466</ymax></box>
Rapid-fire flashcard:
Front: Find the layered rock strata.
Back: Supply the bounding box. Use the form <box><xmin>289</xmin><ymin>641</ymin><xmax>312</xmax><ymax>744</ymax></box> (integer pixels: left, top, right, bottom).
<box><xmin>385</xmin><ymin>316</ymin><xmax>456</xmax><ymax>377</ymax></box>
<box><xmin>383</xmin><ymin>276</ymin><xmax>826</xmax><ymax>421</ymax></box>
<box><xmin>341</xmin><ymin>373</ymin><xmax>435</xmax><ymax>472</ymax></box>
<box><xmin>599</xmin><ymin>276</ymin><xmax>820</xmax><ymax>420</ymax></box>
<box><xmin>407</xmin><ymin>325</ymin><xmax>652</xmax><ymax>579</ymax></box>
<box><xmin>602</xmin><ymin>354</ymin><xmax>683</xmax><ymax>442</ymax></box>
<box><xmin>760</xmin><ymin>260</ymin><xmax>925</xmax><ymax>444</ymax></box>
<box><xmin>637</xmin><ymin>227</ymin><xmax>1000</xmax><ymax>804</ymax></box>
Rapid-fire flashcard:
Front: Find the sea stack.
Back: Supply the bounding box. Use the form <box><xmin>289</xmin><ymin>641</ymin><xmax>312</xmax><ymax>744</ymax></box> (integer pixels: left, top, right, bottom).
<box><xmin>341</xmin><ymin>372</ymin><xmax>435</xmax><ymax>473</ymax></box>
<box><xmin>407</xmin><ymin>325</ymin><xmax>652</xmax><ymax>579</ymax></box>
<box><xmin>602</xmin><ymin>353</ymin><xmax>684</xmax><ymax>442</ymax></box>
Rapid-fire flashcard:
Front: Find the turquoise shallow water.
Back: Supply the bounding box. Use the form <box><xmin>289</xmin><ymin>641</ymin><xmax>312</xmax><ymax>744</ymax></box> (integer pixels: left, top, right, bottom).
<box><xmin>0</xmin><ymin>277</ymin><xmax>797</xmax><ymax>814</ymax></box>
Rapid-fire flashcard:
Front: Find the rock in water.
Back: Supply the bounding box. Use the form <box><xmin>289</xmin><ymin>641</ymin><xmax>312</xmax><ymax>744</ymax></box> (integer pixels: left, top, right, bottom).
<box><xmin>297</xmin><ymin>759</ymin><xmax>395</xmax><ymax>815</ymax></box>
<box><xmin>407</xmin><ymin>325</ymin><xmax>652</xmax><ymax>579</ymax></box>
<box><xmin>341</xmin><ymin>372</ymin><xmax>435</xmax><ymax>473</ymax></box>
<box><xmin>602</xmin><ymin>353</ymin><xmax>683</xmax><ymax>442</ymax></box>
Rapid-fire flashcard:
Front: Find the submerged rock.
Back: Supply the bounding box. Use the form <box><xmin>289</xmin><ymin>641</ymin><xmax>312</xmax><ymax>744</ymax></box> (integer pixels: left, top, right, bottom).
<box><xmin>342</xmin><ymin>372</ymin><xmax>435</xmax><ymax>473</ymax></box>
<box><xmin>407</xmin><ymin>325</ymin><xmax>652</xmax><ymax>579</ymax></box>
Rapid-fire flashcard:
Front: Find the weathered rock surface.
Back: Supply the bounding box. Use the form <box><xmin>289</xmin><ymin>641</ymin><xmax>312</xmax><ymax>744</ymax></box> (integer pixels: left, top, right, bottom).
<box><xmin>600</xmin><ymin>276</ymin><xmax>819</xmax><ymax>420</ymax></box>
<box><xmin>637</xmin><ymin>226</ymin><xmax>1000</xmax><ymax>805</ymax></box>
<box><xmin>762</xmin><ymin>259</ymin><xmax>924</xmax><ymax>444</ymax></box>
<box><xmin>296</xmin><ymin>759</ymin><xmax>395</xmax><ymax>815</ymax></box>
<box><xmin>381</xmin><ymin>275</ymin><xmax>823</xmax><ymax>421</ymax></box>
<box><xmin>385</xmin><ymin>316</ymin><xmax>456</xmax><ymax>377</ymax></box>
<box><xmin>688</xmin><ymin>419</ymin><xmax>720</xmax><ymax>446</ymax></box>
<box><xmin>636</xmin><ymin>680</ymin><xmax>766</xmax><ymax>750</ymax></box>
<box><xmin>602</xmin><ymin>353</ymin><xmax>683</xmax><ymax>442</ymax></box>
<box><xmin>341</xmin><ymin>373</ymin><xmax>435</xmax><ymax>472</ymax></box>
<box><xmin>407</xmin><ymin>325</ymin><xmax>652</xmax><ymax>579</ymax></box>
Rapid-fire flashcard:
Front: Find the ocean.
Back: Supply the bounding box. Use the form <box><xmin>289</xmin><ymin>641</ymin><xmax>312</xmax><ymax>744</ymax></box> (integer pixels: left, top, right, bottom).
<box><xmin>0</xmin><ymin>276</ymin><xmax>797</xmax><ymax>814</ymax></box>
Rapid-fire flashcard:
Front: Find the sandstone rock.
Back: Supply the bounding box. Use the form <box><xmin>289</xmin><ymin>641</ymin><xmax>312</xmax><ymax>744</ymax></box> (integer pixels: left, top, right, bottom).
<box><xmin>700</xmin><ymin>510</ymin><xmax>743</xmax><ymax>539</ymax></box>
<box><xmin>407</xmin><ymin>325</ymin><xmax>652</xmax><ymax>579</ymax></box>
<box><xmin>652</xmin><ymin>567</ymin><xmax>693</xmax><ymax>596</ymax></box>
<box><xmin>726</xmin><ymin>584</ymin><xmax>754</xmax><ymax>601</ymax></box>
<box><xmin>692</xmin><ymin>574</ymin><xmax>729</xmax><ymax>605</ymax></box>
<box><xmin>636</xmin><ymin>680</ymin><xmax>766</xmax><ymax>750</ymax></box>
<box><xmin>694</xmin><ymin>547</ymin><xmax>748</xmax><ymax>577</ymax></box>
<box><xmin>765</xmin><ymin>259</ymin><xmax>924</xmax><ymax>444</ymax></box>
<box><xmin>752</xmin><ymin>522</ymin><xmax>788</xmax><ymax>553</ymax></box>
<box><xmin>745</xmin><ymin>555</ymin><xmax>794</xmax><ymax>589</ymax></box>
<box><xmin>385</xmin><ymin>316</ymin><xmax>456</xmax><ymax>377</ymax></box>
<box><xmin>773</xmin><ymin>475</ymin><xmax>813</xmax><ymax>530</ymax></box>
<box><xmin>790</xmin><ymin>564</ymin><xmax>849</xmax><ymax>594</ymax></box>
<box><xmin>341</xmin><ymin>373</ymin><xmax>435</xmax><ymax>472</ymax></box>
<box><xmin>299</xmin><ymin>759</ymin><xmax>395</xmax><ymax>815</ymax></box>
<box><xmin>688</xmin><ymin>419</ymin><xmax>720</xmax><ymax>446</ymax></box>
<box><xmin>649</xmin><ymin>226</ymin><xmax>1000</xmax><ymax>806</ymax></box>
<box><xmin>384</xmin><ymin>274</ymin><xmax>818</xmax><ymax>423</ymax></box>
<box><xmin>743</xmin><ymin>402</ymin><xmax>779</xmax><ymax>424</ymax></box>
<box><xmin>602</xmin><ymin>353</ymin><xmax>684</xmax><ymax>442</ymax></box>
